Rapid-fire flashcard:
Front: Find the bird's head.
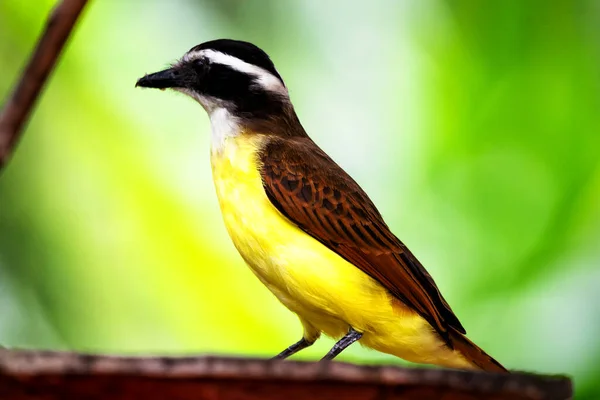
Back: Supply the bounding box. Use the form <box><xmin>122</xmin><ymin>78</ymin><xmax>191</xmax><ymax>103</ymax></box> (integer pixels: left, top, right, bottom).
<box><xmin>136</xmin><ymin>39</ymin><xmax>291</xmax><ymax>122</ymax></box>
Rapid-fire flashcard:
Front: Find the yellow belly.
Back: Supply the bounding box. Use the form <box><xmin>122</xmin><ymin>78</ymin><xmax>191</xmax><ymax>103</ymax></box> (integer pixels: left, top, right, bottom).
<box><xmin>210</xmin><ymin>133</ymin><xmax>472</xmax><ymax>369</ymax></box>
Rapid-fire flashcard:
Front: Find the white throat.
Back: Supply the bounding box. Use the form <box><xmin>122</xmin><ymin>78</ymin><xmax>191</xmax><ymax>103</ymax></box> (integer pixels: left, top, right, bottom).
<box><xmin>208</xmin><ymin>107</ymin><xmax>240</xmax><ymax>153</ymax></box>
<box><xmin>175</xmin><ymin>88</ymin><xmax>241</xmax><ymax>153</ymax></box>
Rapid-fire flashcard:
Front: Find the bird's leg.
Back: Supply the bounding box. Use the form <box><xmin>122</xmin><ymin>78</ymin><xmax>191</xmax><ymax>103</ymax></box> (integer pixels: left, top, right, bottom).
<box><xmin>272</xmin><ymin>337</ymin><xmax>315</xmax><ymax>360</ymax></box>
<box><xmin>320</xmin><ymin>327</ymin><xmax>363</xmax><ymax>361</ymax></box>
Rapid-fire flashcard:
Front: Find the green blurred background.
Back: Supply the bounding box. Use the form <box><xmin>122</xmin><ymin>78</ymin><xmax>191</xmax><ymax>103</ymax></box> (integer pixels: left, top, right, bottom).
<box><xmin>1</xmin><ymin>0</ymin><xmax>599</xmax><ymax>397</ymax></box>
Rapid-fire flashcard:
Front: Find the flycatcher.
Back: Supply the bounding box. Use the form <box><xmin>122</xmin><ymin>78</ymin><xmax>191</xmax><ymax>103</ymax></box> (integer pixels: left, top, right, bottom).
<box><xmin>136</xmin><ymin>39</ymin><xmax>506</xmax><ymax>372</ymax></box>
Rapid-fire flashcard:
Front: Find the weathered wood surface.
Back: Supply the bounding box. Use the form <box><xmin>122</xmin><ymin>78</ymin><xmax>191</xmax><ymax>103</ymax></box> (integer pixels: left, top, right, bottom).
<box><xmin>0</xmin><ymin>350</ymin><xmax>572</xmax><ymax>400</ymax></box>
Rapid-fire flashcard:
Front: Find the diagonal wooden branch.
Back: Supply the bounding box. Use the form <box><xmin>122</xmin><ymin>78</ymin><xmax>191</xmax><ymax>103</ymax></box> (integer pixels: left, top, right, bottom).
<box><xmin>0</xmin><ymin>0</ymin><xmax>89</xmax><ymax>170</ymax></box>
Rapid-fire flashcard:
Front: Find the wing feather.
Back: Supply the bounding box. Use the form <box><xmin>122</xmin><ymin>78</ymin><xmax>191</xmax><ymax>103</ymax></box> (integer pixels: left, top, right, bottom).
<box><xmin>259</xmin><ymin>137</ymin><xmax>465</xmax><ymax>345</ymax></box>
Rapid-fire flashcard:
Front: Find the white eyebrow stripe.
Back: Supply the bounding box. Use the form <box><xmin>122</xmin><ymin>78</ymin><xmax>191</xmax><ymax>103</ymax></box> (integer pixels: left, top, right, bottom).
<box><xmin>184</xmin><ymin>49</ymin><xmax>287</xmax><ymax>95</ymax></box>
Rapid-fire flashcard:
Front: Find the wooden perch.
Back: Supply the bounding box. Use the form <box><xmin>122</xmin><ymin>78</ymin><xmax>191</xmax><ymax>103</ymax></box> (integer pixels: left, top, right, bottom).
<box><xmin>0</xmin><ymin>0</ymin><xmax>89</xmax><ymax>170</ymax></box>
<box><xmin>0</xmin><ymin>350</ymin><xmax>572</xmax><ymax>400</ymax></box>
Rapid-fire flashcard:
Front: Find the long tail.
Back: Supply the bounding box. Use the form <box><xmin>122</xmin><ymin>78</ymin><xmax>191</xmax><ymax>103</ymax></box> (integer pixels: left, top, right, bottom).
<box><xmin>449</xmin><ymin>327</ymin><xmax>508</xmax><ymax>373</ymax></box>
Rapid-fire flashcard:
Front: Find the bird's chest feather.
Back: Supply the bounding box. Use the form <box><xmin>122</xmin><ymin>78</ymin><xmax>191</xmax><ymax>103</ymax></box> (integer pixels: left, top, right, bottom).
<box><xmin>209</xmin><ymin>134</ymin><xmax>395</xmax><ymax>337</ymax></box>
<box><xmin>210</xmin><ymin>135</ymin><xmax>299</xmax><ymax>288</ymax></box>
<box><xmin>211</xmin><ymin>136</ymin><xmax>363</xmax><ymax>297</ymax></box>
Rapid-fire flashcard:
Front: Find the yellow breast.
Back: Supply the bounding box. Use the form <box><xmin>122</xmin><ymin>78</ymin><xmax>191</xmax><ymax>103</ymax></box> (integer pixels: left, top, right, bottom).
<box><xmin>210</xmin><ymin>134</ymin><xmax>390</xmax><ymax>336</ymax></box>
<box><xmin>209</xmin><ymin>133</ymin><xmax>472</xmax><ymax>369</ymax></box>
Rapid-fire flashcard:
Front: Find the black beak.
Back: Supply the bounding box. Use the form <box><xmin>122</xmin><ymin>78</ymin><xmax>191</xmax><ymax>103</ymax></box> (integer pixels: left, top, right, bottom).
<box><xmin>136</xmin><ymin>68</ymin><xmax>182</xmax><ymax>89</ymax></box>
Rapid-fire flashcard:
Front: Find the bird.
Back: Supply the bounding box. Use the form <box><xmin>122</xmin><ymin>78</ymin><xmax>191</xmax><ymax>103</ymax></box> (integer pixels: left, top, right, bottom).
<box><xmin>136</xmin><ymin>39</ymin><xmax>507</xmax><ymax>372</ymax></box>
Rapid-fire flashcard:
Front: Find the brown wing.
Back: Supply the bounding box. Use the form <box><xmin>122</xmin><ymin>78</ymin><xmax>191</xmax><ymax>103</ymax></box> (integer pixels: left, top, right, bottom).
<box><xmin>259</xmin><ymin>136</ymin><xmax>465</xmax><ymax>345</ymax></box>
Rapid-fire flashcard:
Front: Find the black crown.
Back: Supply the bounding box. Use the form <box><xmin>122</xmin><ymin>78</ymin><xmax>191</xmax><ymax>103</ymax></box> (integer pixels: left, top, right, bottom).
<box><xmin>190</xmin><ymin>39</ymin><xmax>284</xmax><ymax>85</ymax></box>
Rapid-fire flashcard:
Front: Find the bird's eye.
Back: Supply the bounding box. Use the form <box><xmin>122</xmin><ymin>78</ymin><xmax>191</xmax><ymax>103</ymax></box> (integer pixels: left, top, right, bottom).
<box><xmin>195</xmin><ymin>57</ymin><xmax>208</xmax><ymax>67</ymax></box>
<box><xmin>193</xmin><ymin>58</ymin><xmax>210</xmax><ymax>74</ymax></box>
